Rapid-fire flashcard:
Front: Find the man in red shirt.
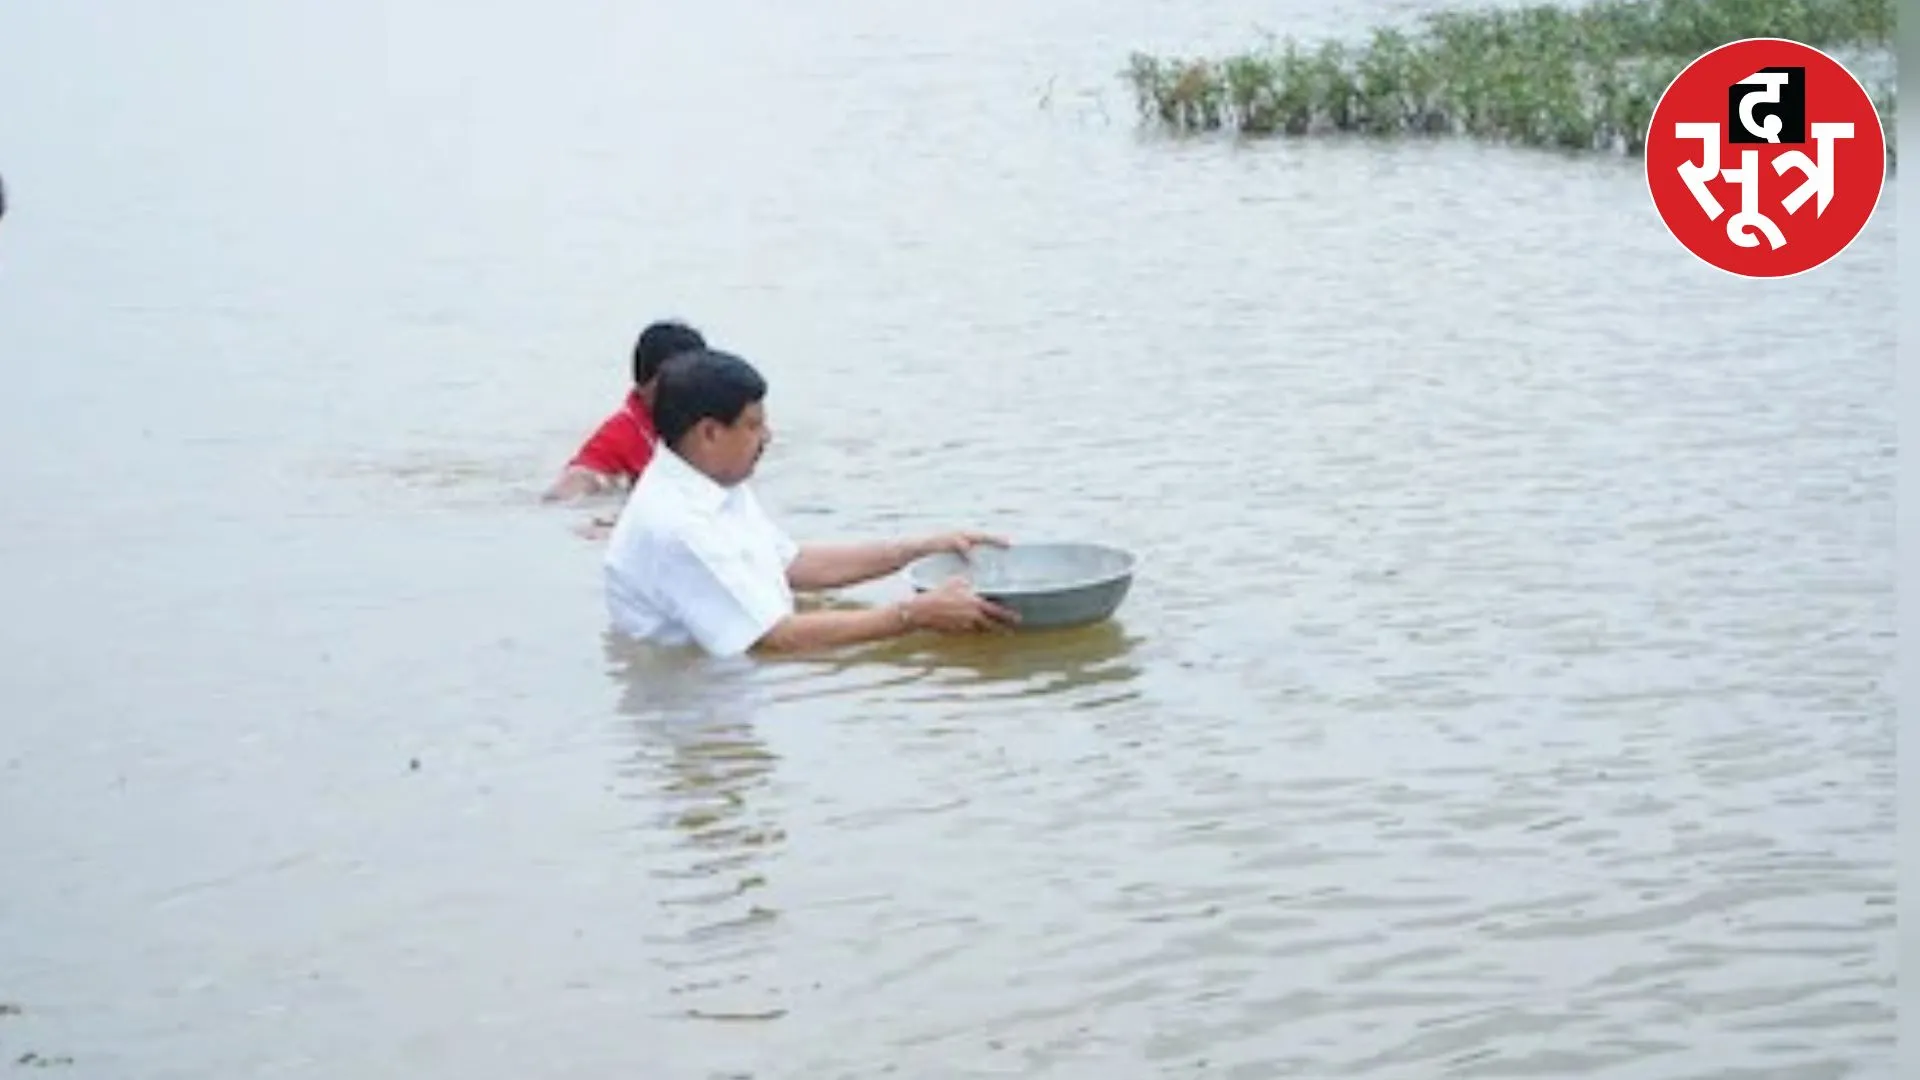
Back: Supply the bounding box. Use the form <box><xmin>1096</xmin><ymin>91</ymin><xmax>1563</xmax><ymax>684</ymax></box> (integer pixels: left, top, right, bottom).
<box><xmin>543</xmin><ymin>320</ymin><xmax>707</xmax><ymax>503</ymax></box>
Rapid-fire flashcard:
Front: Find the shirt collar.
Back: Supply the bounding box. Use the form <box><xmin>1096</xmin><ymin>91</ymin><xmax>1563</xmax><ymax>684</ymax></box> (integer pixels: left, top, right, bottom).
<box><xmin>651</xmin><ymin>445</ymin><xmax>735</xmax><ymax>513</ymax></box>
<box><xmin>626</xmin><ymin>390</ymin><xmax>657</xmax><ymax>436</ymax></box>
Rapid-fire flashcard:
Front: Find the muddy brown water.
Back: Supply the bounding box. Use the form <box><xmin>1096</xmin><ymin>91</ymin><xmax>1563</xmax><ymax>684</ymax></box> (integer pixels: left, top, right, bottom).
<box><xmin>0</xmin><ymin>1</ymin><xmax>1896</xmax><ymax>1077</ymax></box>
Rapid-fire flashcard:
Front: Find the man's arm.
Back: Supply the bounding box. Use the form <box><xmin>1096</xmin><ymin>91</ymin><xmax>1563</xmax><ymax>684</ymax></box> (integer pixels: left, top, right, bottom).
<box><xmin>542</xmin><ymin>465</ymin><xmax>622</xmax><ymax>503</ymax></box>
<box><xmin>752</xmin><ymin>582</ymin><xmax>1017</xmax><ymax>655</ymax></box>
<box><xmin>649</xmin><ymin>527</ymin><xmax>1016</xmax><ymax>658</ymax></box>
<box><xmin>654</xmin><ymin>536</ymin><xmax>922</xmax><ymax>657</ymax></box>
<box><xmin>543</xmin><ymin>407</ymin><xmax>645</xmax><ymax>503</ymax></box>
<box><xmin>785</xmin><ymin>541</ymin><xmax>919</xmax><ymax>591</ymax></box>
<box><xmin>785</xmin><ymin>531</ymin><xmax>1010</xmax><ymax>591</ymax></box>
<box><xmin>752</xmin><ymin>603</ymin><xmax>918</xmax><ymax>654</ymax></box>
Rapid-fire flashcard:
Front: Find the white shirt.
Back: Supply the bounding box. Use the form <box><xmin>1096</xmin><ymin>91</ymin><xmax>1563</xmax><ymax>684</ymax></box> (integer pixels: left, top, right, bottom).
<box><xmin>603</xmin><ymin>447</ymin><xmax>800</xmax><ymax>657</ymax></box>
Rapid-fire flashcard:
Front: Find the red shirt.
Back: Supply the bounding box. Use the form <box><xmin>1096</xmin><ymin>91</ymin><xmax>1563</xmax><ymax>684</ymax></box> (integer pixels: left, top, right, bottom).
<box><xmin>568</xmin><ymin>390</ymin><xmax>658</xmax><ymax>480</ymax></box>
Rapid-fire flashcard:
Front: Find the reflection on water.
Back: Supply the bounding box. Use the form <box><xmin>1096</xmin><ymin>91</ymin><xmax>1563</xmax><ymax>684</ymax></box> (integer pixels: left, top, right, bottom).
<box><xmin>599</xmin><ymin>615</ymin><xmax>1147</xmax><ymax>1033</ymax></box>
<box><xmin>604</xmin><ymin>636</ymin><xmax>790</xmax><ymax>1023</ymax></box>
<box><xmin>815</xmin><ymin>617</ymin><xmax>1145</xmax><ymax>699</ymax></box>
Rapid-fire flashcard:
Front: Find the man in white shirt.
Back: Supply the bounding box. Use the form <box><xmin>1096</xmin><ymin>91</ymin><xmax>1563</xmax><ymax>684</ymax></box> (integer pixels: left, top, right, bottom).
<box><xmin>603</xmin><ymin>348</ymin><xmax>1020</xmax><ymax>657</ymax></box>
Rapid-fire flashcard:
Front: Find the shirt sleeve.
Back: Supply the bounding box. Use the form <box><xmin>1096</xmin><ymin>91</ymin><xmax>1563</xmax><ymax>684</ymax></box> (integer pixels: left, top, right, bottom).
<box><xmin>746</xmin><ymin>489</ymin><xmax>801</xmax><ymax>568</ymax></box>
<box><xmin>653</xmin><ymin>524</ymin><xmax>794</xmax><ymax>658</ymax></box>
<box><xmin>568</xmin><ymin>412</ymin><xmax>652</xmax><ymax>477</ymax></box>
<box><xmin>772</xmin><ymin>521</ymin><xmax>799</xmax><ymax>568</ymax></box>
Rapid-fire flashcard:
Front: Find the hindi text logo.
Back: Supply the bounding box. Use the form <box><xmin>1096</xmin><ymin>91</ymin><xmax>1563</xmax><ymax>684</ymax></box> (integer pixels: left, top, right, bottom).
<box><xmin>1646</xmin><ymin>38</ymin><xmax>1885</xmax><ymax>278</ymax></box>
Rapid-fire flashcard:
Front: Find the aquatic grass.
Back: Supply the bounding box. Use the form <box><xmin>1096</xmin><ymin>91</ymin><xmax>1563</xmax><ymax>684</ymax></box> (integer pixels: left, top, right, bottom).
<box><xmin>1123</xmin><ymin>0</ymin><xmax>1897</xmax><ymax>163</ymax></box>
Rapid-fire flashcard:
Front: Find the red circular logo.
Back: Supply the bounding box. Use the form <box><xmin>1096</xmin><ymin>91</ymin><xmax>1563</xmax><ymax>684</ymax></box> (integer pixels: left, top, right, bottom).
<box><xmin>1645</xmin><ymin>37</ymin><xmax>1886</xmax><ymax>278</ymax></box>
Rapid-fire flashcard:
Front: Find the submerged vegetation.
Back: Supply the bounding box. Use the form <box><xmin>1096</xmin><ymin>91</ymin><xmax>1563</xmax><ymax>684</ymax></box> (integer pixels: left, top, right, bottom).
<box><xmin>1122</xmin><ymin>0</ymin><xmax>1897</xmax><ymax>163</ymax></box>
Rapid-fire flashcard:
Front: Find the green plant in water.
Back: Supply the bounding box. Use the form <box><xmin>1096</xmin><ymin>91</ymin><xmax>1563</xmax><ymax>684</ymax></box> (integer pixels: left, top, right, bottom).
<box><xmin>1120</xmin><ymin>0</ymin><xmax>1897</xmax><ymax>166</ymax></box>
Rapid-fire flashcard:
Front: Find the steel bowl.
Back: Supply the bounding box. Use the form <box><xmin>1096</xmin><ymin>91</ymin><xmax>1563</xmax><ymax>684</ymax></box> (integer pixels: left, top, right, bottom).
<box><xmin>904</xmin><ymin>541</ymin><xmax>1137</xmax><ymax>630</ymax></box>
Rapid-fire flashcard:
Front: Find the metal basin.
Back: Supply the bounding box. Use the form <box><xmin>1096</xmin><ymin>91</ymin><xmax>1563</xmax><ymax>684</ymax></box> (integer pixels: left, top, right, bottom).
<box><xmin>904</xmin><ymin>542</ymin><xmax>1137</xmax><ymax>630</ymax></box>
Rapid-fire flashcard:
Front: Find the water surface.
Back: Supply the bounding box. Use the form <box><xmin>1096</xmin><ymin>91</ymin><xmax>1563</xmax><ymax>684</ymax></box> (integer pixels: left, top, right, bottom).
<box><xmin>0</xmin><ymin>1</ymin><xmax>1896</xmax><ymax>1077</ymax></box>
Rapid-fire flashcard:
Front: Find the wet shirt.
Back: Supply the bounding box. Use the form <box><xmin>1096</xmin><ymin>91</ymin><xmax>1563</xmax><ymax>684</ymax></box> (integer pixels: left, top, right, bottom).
<box><xmin>603</xmin><ymin>447</ymin><xmax>799</xmax><ymax>657</ymax></box>
<box><xmin>568</xmin><ymin>390</ymin><xmax>658</xmax><ymax>480</ymax></box>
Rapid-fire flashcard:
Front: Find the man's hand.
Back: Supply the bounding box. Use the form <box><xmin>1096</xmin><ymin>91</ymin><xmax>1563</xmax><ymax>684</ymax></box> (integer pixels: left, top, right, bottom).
<box><xmin>908</xmin><ymin>530</ymin><xmax>1011</xmax><ymax>559</ymax></box>
<box><xmin>900</xmin><ymin>578</ymin><xmax>1020</xmax><ymax>632</ymax></box>
<box><xmin>574</xmin><ymin>516</ymin><xmax>616</xmax><ymax>542</ymax></box>
<box><xmin>542</xmin><ymin>467</ymin><xmax>630</xmax><ymax>504</ymax></box>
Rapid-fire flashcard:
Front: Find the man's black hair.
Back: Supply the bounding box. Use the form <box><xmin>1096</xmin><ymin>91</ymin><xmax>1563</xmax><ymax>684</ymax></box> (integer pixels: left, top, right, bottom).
<box><xmin>652</xmin><ymin>349</ymin><xmax>768</xmax><ymax>448</ymax></box>
<box><xmin>633</xmin><ymin>320</ymin><xmax>707</xmax><ymax>387</ymax></box>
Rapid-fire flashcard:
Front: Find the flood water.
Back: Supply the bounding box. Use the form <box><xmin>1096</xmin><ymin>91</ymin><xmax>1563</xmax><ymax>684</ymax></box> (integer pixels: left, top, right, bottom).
<box><xmin>0</xmin><ymin>1</ymin><xmax>1897</xmax><ymax>1077</ymax></box>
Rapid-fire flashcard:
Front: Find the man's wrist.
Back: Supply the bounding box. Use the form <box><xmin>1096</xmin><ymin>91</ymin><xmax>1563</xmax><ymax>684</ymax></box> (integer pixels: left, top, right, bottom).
<box><xmin>891</xmin><ymin>599</ymin><xmax>918</xmax><ymax>630</ymax></box>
